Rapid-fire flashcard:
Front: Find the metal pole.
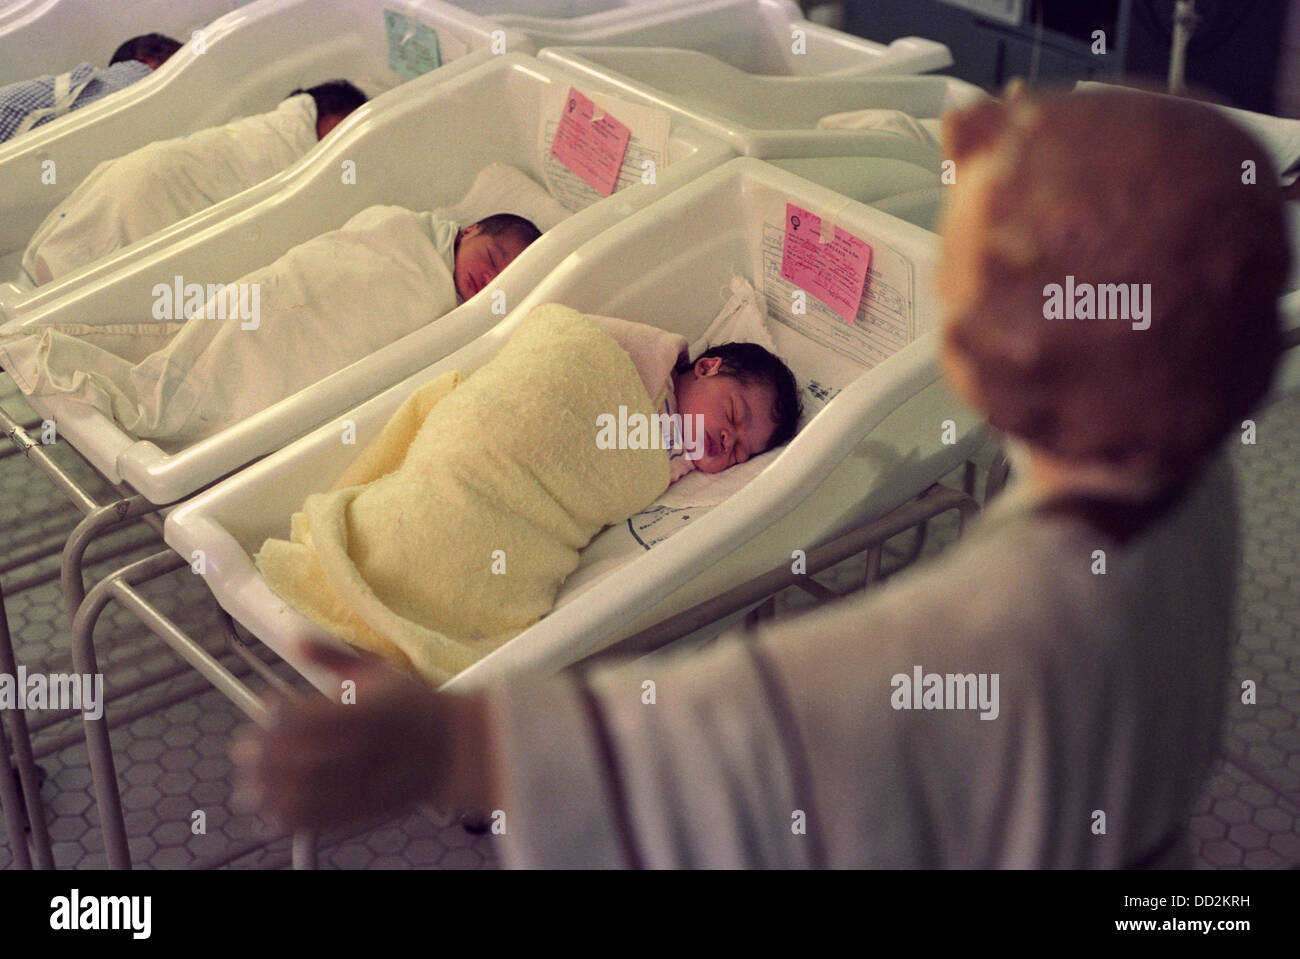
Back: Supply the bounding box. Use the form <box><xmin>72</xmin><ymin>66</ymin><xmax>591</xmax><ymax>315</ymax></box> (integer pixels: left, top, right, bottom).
<box><xmin>0</xmin><ymin>581</ymin><xmax>55</xmax><ymax>868</ymax></box>
<box><xmin>0</xmin><ymin>409</ymin><xmax>100</xmax><ymax>514</ymax></box>
<box><xmin>0</xmin><ymin>704</ymin><xmax>32</xmax><ymax>869</ymax></box>
<box><xmin>62</xmin><ymin>495</ymin><xmax>165</xmax><ymax>624</ymax></box>
<box><xmin>219</xmin><ymin>611</ymin><xmax>304</xmax><ymax>703</ymax></box>
<box><xmin>3</xmin><ymin>406</ymin><xmax>171</xmax><ymax>624</ymax></box>
<box><xmin>863</xmin><ymin>544</ymin><xmax>883</xmax><ymax>587</ymax></box>
<box><xmin>1169</xmin><ymin>0</ymin><xmax>1199</xmax><ymax>94</ymax></box>
<box><xmin>72</xmin><ymin>551</ymin><xmax>187</xmax><ymax>868</ymax></box>
<box><xmin>110</xmin><ymin>581</ymin><xmax>272</xmax><ymax>725</ymax></box>
<box><xmin>985</xmin><ymin>449</ymin><xmax>1011</xmax><ymax>504</ymax></box>
<box><xmin>292</xmin><ymin>831</ymin><xmax>318</xmax><ymax>870</ymax></box>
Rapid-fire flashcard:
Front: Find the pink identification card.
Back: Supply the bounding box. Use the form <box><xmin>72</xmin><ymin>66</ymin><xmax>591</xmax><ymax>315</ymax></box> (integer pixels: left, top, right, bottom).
<box><xmin>780</xmin><ymin>203</ymin><xmax>872</xmax><ymax>323</ymax></box>
<box><xmin>549</xmin><ymin>88</ymin><xmax>632</xmax><ymax>197</ymax></box>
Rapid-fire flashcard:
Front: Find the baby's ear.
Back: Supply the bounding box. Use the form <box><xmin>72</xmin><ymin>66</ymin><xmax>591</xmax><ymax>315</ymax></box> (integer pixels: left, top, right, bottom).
<box><xmin>695</xmin><ymin>356</ymin><xmax>723</xmax><ymax>377</ymax></box>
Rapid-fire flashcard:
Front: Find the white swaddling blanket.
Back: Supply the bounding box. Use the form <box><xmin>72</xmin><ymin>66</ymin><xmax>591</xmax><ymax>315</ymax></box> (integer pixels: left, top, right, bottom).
<box><xmin>0</xmin><ymin>206</ymin><xmax>460</xmax><ymax>445</ymax></box>
<box><xmin>816</xmin><ymin>109</ymin><xmax>941</xmax><ymax>152</ymax></box>
<box><xmin>21</xmin><ymin>94</ymin><xmax>319</xmax><ymax>284</ymax></box>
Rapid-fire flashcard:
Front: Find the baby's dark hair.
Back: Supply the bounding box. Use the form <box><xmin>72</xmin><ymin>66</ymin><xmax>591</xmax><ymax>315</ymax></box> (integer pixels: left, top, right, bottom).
<box><xmin>288</xmin><ymin>80</ymin><xmax>368</xmax><ymax>123</ymax></box>
<box><xmin>110</xmin><ymin>34</ymin><xmax>182</xmax><ymax>68</ymax></box>
<box><xmin>474</xmin><ymin>213</ymin><xmax>542</xmax><ymax>249</ymax></box>
<box><xmin>677</xmin><ymin>342</ymin><xmax>802</xmax><ymax>451</ymax></box>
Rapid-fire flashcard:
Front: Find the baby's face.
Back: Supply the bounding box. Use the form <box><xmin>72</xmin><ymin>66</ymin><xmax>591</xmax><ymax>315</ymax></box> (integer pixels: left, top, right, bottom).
<box><xmin>454</xmin><ymin>226</ymin><xmax>531</xmax><ymax>302</ymax></box>
<box><xmin>316</xmin><ymin>113</ymin><xmax>345</xmax><ymax>141</ymax></box>
<box><xmin>675</xmin><ymin>358</ymin><xmax>779</xmax><ymax>473</ymax></box>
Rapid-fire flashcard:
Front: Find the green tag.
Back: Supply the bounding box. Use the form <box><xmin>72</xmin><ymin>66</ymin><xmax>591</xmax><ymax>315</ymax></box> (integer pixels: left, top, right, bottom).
<box><xmin>384</xmin><ymin>9</ymin><xmax>442</xmax><ymax>80</ymax></box>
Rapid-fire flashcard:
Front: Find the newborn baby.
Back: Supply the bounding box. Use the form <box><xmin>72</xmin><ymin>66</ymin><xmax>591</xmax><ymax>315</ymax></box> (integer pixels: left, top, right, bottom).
<box><xmin>593</xmin><ymin>313</ymin><xmax>801</xmax><ymax>482</ymax></box>
<box><xmin>256</xmin><ymin>305</ymin><xmax>802</xmax><ymax>683</ymax></box>
<box><xmin>667</xmin><ymin>343</ymin><xmax>801</xmax><ymax>479</ymax></box>
<box><xmin>0</xmin><ymin>33</ymin><xmax>182</xmax><ymax>144</ymax></box>
<box><xmin>452</xmin><ymin>213</ymin><xmax>541</xmax><ymax>303</ymax></box>
<box><xmin>21</xmin><ymin>80</ymin><xmax>368</xmax><ymax>285</ymax></box>
<box><xmin>0</xmin><ymin>208</ymin><xmax>542</xmax><ymax>444</ymax></box>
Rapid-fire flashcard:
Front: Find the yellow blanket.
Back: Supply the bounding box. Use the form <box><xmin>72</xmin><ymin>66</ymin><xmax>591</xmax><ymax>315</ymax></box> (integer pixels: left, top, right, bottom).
<box><xmin>256</xmin><ymin>305</ymin><xmax>671</xmax><ymax>684</ymax></box>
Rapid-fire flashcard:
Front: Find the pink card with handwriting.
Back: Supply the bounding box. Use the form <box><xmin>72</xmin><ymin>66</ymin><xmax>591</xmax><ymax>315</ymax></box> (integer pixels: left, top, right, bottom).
<box><xmin>780</xmin><ymin>203</ymin><xmax>872</xmax><ymax>323</ymax></box>
<box><xmin>549</xmin><ymin>88</ymin><xmax>632</xmax><ymax>197</ymax></box>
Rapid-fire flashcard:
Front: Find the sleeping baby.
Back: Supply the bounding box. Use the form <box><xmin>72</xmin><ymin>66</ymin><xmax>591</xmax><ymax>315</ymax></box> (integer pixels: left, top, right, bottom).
<box><xmin>0</xmin><ymin>208</ymin><xmax>541</xmax><ymax>444</ymax></box>
<box><xmin>589</xmin><ymin>315</ymin><xmax>801</xmax><ymax>481</ymax></box>
<box><xmin>451</xmin><ymin>214</ymin><xmax>540</xmax><ymax>303</ymax></box>
<box><xmin>21</xmin><ymin>80</ymin><xmax>368</xmax><ymax>285</ymax></box>
<box><xmin>256</xmin><ymin>304</ymin><xmax>802</xmax><ymax>684</ymax></box>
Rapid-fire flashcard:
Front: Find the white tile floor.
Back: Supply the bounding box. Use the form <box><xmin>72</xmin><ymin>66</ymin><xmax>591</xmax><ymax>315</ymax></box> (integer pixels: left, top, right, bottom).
<box><xmin>1</xmin><ymin>380</ymin><xmax>1297</xmax><ymax>869</ymax></box>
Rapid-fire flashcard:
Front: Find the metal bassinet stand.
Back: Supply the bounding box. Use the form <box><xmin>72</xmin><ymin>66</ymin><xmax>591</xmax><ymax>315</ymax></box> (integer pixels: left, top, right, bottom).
<box><xmin>71</xmin><ymin>476</ymin><xmax>981</xmax><ymax>868</ymax></box>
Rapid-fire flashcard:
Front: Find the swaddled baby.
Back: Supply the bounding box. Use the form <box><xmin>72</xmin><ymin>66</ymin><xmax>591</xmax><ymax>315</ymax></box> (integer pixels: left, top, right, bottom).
<box><xmin>590</xmin><ymin>315</ymin><xmax>801</xmax><ymax>482</ymax></box>
<box><xmin>21</xmin><ymin>80</ymin><xmax>368</xmax><ymax>285</ymax></box>
<box><xmin>256</xmin><ymin>305</ymin><xmax>801</xmax><ymax>684</ymax></box>
<box><xmin>451</xmin><ymin>214</ymin><xmax>540</xmax><ymax>303</ymax></box>
<box><xmin>0</xmin><ymin>209</ymin><xmax>541</xmax><ymax>444</ymax></box>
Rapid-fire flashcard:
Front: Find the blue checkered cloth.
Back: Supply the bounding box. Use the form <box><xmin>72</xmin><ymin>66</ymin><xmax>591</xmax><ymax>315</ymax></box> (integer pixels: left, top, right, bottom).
<box><xmin>0</xmin><ymin>60</ymin><xmax>152</xmax><ymax>143</ymax></box>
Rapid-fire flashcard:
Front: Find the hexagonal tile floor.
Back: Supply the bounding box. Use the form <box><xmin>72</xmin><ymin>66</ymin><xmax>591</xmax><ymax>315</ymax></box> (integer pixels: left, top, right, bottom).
<box><xmin>1</xmin><ymin>379</ymin><xmax>1296</xmax><ymax>869</ymax></box>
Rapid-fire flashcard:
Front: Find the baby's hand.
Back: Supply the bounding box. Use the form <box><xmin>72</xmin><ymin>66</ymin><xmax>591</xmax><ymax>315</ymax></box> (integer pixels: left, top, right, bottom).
<box><xmin>230</xmin><ymin>642</ymin><xmax>482</xmax><ymax>831</ymax></box>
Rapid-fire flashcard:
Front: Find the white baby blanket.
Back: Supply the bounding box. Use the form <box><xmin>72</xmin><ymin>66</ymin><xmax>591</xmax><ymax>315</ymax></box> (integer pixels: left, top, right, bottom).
<box><xmin>816</xmin><ymin>108</ymin><xmax>941</xmax><ymax>151</ymax></box>
<box><xmin>21</xmin><ymin>94</ymin><xmax>319</xmax><ymax>284</ymax></box>
<box><xmin>256</xmin><ymin>305</ymin><xmax>677</xmax><ymax>685</ymax></box>
<box><xmin>0</xmin><ymin>206</ymin><xmax>460</xmax><ymax>444</ymax></box>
